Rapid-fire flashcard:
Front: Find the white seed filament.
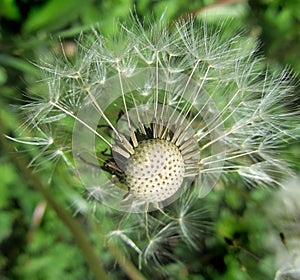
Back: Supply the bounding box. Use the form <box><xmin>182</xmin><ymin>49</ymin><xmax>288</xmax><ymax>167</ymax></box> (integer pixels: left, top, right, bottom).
<box><xmin>125</xmin><ymin>139</ymin><xmax>185</xmax><ymax>202</ymax></box>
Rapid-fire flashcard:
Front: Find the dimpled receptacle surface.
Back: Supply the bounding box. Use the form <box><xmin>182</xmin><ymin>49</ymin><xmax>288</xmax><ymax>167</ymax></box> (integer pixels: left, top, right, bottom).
<box><xmin>125</xmin><ymin>139</ymin><xmax>185</xmax><ymax>202</ymax></box>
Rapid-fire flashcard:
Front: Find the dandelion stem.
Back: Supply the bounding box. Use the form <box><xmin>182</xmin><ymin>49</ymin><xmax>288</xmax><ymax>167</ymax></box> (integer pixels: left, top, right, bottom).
<box><xmin>0</xmin><ymin>121</ymin><xmax>110</xmax><ymax>280</ymax></box>
<box><xmin>105</xmin><ymin>240</ymin><xmax>146</xmax><ymax>280</ymax></box>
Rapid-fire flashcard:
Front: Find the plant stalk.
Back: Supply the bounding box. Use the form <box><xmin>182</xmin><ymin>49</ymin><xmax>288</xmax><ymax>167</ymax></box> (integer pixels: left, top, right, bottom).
<box><xmin>0</xmin><ymin>121</ymin><xmax>110</xmax><ymax>280</ymax></box>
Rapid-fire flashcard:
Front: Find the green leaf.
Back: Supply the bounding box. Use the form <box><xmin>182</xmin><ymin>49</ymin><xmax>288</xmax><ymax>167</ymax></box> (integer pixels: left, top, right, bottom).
<box><xmin>0</xmin><ymin>66</ymin><xmax>8</xmax><ymax>85</ymax></box>
<box><xmin>0</xmin><ymin>212</ymin><xmax>13</xmax><ymax>242</ymax></box>
<box><xmin>0</xmin><ymin>163</ymin><xmax>15</xmax><ymax>208</ymax></box>
<box><xmin>22</xmin><ymin>0</ymin><xmax>92</xmax><ymax>34</ymax></box>
<box><xmin>0</xmin><ymin>0</ymin><xmax>21</xmax><ymax>21</ymax></box>
<box><xmin>0</xmin><ymin>54</ymin><xmax>38</xmax><ymax>76</ymax></box>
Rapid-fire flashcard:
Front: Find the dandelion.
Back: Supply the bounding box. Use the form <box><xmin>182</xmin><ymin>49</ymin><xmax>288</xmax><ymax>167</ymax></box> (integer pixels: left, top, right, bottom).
<box><xmin>13</xmin><ymin>14</ymin><xmax>299</xmax><ymax>272</ymax></box>
<box><xmin>267</xmin><ymin>179</ymin><xmax>300</xmax><ymax>280</ymax></box>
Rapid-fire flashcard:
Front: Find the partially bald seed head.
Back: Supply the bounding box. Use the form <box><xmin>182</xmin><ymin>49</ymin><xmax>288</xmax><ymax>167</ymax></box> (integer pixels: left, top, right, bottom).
<box><xmin>125</xmin><ymin>139</ymin><xmax>185</xmax><ymax>202</ymax></box>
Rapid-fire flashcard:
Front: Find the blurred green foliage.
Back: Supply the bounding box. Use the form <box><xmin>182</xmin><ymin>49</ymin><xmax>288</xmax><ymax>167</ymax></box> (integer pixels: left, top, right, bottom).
<box><xmin>248</xmin><ymin>0</ymin><xmax>300</xmax><ymax>72</ymax></box>
<box><xmin>0</xmin><ymin>0</ymin><xmax>299</xmax><ymax>279</ymax></box>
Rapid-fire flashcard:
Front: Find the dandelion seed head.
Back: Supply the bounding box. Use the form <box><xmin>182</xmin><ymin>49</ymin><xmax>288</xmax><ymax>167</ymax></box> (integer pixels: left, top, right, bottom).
<box><xmin>10</xmin><ymin>12</ymin><xmax>300</xmax><ymax>271</ymax></box>
<box><xmin>125</xmin><ymin>139</ymin><xmax>185</xmax><ymax>202</ymax></box>
<box><xmin>14</xmin><ymin>14</ymin><xmax>299</xmax><ymax>215</ymax></box>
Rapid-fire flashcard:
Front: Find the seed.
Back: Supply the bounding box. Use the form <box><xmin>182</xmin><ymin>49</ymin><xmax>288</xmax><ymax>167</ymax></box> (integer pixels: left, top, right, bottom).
<box><xmin>125</xmin><ymin>139</ymin><xmax>184</xmax><ymax>202</ymax></box>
